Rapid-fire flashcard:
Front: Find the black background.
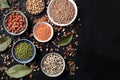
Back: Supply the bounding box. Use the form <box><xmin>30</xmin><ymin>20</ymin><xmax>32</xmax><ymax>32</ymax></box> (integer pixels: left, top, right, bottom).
<box><xmin>76</xmin><ymin>0</ymin><xmax>120</xmax><ymax>80</ymax></box>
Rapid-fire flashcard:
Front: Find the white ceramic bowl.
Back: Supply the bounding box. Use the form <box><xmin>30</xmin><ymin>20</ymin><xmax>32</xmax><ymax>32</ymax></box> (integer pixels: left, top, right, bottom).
<box><xmin>41</xmin><ymin>53</ymin><xmax>65</xmax><ymax>77</ymax></box>
<box><xmin>33</xmin><ymin>22</ymin><xmax>54</xmax><ymax>43</ymax></box>
<box><xmin>3</xmin><ymin>11</ymin><xmax>28</xmax><ymax>36</ymax></box>
<box><xmin>47</xmin><ymin>0</ymin><xmax>78</xmax><ymax>26</ymax></box>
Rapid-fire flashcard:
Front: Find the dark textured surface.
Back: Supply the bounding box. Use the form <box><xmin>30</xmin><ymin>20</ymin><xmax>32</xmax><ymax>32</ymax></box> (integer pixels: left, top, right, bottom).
<box><xmin>78</xmin><ymin>0</ymin><xmax>120</xmax><ymax>80</ymax></box>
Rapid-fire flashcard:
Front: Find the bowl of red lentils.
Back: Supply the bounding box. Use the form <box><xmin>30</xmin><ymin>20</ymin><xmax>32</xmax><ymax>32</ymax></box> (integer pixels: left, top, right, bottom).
<box><xmin>33</xmin><ymin>22</ymin><xmax>54</xmax><ymax>43</ymax></box>
<box><xmin>3</xmin><ymin>11</ymin><xmax>28</xmax><ymax>35</ymax></box>
<box><xmin>47</xmin><ymin>0</ymin><xmax>78</xmax><ymax>26</ymax></box>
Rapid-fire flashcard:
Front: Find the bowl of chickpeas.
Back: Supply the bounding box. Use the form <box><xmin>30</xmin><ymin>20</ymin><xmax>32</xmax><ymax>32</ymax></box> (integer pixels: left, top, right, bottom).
<box><xmin>26</xmin><ymin>0</ymin><xmax>45</xmax><ymax>15</ymax></box>
<box><xmin>3</xmin><ymin>10</ymin><xmax>28</xmax><ymax>36</ymax></box>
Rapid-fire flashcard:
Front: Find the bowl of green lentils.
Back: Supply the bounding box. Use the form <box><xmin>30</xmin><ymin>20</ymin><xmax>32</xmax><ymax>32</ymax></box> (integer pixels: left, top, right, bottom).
<box><xmin>12</xmin><ymin>39</ymin><xmax>36</xmax><ymax>63</ymax></box>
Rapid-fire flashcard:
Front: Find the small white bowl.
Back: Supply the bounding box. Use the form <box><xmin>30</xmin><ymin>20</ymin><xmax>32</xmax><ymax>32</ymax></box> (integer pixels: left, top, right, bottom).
<box><xmin>47</xmin><ymin>0</ymin><xmax>78</xmax><ymax>26</ymax></box>
<box><xmin>41</xmin><ymin>53</ymin><xmax>65</xmax><ymax>77</ymax></box>
<box><xmin>3</xmin><ymin>11</ymin><xmax>28</xmax><ymax>36</ymax></box>
<box><xmin>33</xmin><ymin>22</ymin><xmax>54</xmax><ymax>43</ymax></box>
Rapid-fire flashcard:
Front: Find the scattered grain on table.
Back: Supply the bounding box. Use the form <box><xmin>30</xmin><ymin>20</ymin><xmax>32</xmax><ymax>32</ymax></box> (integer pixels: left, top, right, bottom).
<box><xmin>0</xmin><ymin>0</ymin><xmax>80</xmax><ymax>79</ymax></box>
<box><xmin>67</xmin><ymin>60</ymin><xmax>76</xmax><ymax>75</ymax></box>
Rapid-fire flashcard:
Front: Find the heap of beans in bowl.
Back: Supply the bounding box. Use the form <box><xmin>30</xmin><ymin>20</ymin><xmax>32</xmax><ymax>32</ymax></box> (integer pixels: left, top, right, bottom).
<box><xmin>26</xmin><ymin>0</ymin><xmax>45</xmax><ymax>15</ymax></box>
<box><xmin>5</xmin><ymin>12</ymin><xmax>26</xmax><ymax>34</ymax></box>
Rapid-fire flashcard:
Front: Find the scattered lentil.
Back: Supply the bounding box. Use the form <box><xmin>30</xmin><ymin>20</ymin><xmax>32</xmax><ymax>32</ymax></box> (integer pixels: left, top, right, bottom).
<box><xmin>75</xmin><ymin>41</ymin><xmax>78</xmax><ymax>46</ymax></box>
<box><xmin>46</xmin><ymin>48</ymin><xmax>48</xmax><ymax>51</ymax></box>
<box><xmin>29</xmin><ymin>74</ymin><xmax>33</xmax><ymax>78</ymax></box>
<box><xmin>78</xmin><ymin>18</ymin><xmax>80</xmax><ymax>21</ymax></box>
<box><xmin>34</xmin><ymin>16</ymin><xmax>49</xmax><ymax>24</ymax></box>
<box><xmin>68</xmin><ymin>60</ymin><xmax>76</xmax><ymax>75</ymax></box>
<box><xmin>75</xmin><ymin>34</ymin><xmax>79</xmax><ymax>37</ymax></box>
<box><xmin>1</xmin><ymin>27</ymin><xmax>3</xmax><ymax>30</ymax></box>
<box><xmin>40</xmin><ymin>48</ymin><xmax>43</xmax><ymax>51</ymax></box>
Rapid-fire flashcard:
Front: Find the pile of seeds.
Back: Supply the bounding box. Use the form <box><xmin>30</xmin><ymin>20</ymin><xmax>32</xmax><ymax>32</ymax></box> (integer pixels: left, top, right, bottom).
<box><xmin>49</xmin><ymin>0</ymin><xmax>75</xmax><ymax>24</ymax></box>
<box><xmin>0</xmin><ymin>0</ymin><xmax>80</xmax><ymax>79</ymax></box>
<box><xmin>14</xmin><ymin>42</ymin><xmax>33</xmax><ymax>60</ymax></box>
<box><xmin>41</xmin><ymin>53</ymin><xmax>64</xmax><ymax>75</ymax></box>
<box><xmin>34</xmin><ymin>23</ymin><xmax>52</xmax><ymax>41</ymax></box>
<box><xmin>26</xmin><ymin>0</ymin><xmax>45</xmax><ymax>15</ymax></box>
<box><xmin>5</xmin><ymin>12</ymin><xmax>26</xmax><ymax>34</ymax></box>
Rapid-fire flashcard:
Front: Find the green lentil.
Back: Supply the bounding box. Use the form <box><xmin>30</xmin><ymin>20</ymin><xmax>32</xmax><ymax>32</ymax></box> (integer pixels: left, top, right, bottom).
<box><xmin>14</xmin><ymin>42</ymin><xmax>33</xmax><ymax>60</ymax></box>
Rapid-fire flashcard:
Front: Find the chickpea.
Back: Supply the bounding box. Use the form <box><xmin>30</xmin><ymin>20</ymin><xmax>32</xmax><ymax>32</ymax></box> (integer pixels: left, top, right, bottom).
<box><xmin>26</xmin><ymin>0</ymin><xmax>45</xmax><ymax>15</ymax></box>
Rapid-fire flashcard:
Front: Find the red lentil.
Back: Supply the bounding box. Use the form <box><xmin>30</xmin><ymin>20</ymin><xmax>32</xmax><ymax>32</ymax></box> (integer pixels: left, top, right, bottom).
<box><xmin>34</xmin><ymin>16</ymin><xmax>49</xmax><ymax>24</ymax></box>
<box><xmin>34</xmin><ymin>24</ymin><xmax>52</xmax><ymax>41</ymax></box>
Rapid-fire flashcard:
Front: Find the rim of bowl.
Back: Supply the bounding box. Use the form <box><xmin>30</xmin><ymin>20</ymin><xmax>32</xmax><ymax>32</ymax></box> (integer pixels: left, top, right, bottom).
<box><xmin>3</xmin><ymin>10</ymin><xmax>28</xmax><ymax>36</ymax></box>
<box><xmin>33</xmin><ymin>22</ymin><xmax>54</xmax><ymax>43</ymax></box>
<box><xmin>47</xmin><ymin>0</ymin><xmax>78</xmax><ymax>26</ymax></box>
<box><xmin>41</xmin><ymin>52</ymin><xmax>65</xmax><ymax>77</ymax></box>
<box><xmin>12</xmin><ymin>39</ymin><xmax>36</xmax><ymax>64</ymax></box>
<box><xmin>25</xmin><ymin>0</ymin><xmax>46</xmax><ymax>15</ymax></box>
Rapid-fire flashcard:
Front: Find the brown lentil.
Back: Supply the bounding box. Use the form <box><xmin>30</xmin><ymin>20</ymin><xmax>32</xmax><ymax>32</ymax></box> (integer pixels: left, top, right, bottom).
<box><xmin>50</xmin><ymin>0</ymin><xmax>75</xmax><ymax>24</ymax></box>
<box><xmin>26</xmin><ymin>0</ymin><xmax>45</xmax><ymax>15</ymax></box>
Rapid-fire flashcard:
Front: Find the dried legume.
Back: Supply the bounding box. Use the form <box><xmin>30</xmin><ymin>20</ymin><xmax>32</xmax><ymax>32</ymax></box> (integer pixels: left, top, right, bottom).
<box><xmin>14</xmin><ymin>42</ymin><xmax>33</xmax><ymax>60</ymax></box>
<box><xmin>5</xmin><ymin>12</ymin><xmax>26</xmax><ymax>34</ymax></box>
<box><xmin>34</xmin><ymin>23</ymin><xmax>52</xmax><ymax>41</ymax></box>
<box><xmin>49</xmin><ymin>0</ymin><xmax>75</xmax><ymax>24</ymax></box>
<box><xmin>41</xmin><ymin>53</ymin><xmax>64</xmax><ymax>75</ymax></box>
<box><xmin>26</xmin><ymin>0</ymin><xmax>45</xmax><ymax>15</ymax></box>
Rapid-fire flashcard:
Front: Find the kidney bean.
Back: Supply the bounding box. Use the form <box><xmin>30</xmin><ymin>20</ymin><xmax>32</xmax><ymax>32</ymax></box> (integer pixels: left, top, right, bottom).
<box><xmin>5</xmin><ymin>12</ymin><xmax>26</xmax><ymax>34</ymax></box>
